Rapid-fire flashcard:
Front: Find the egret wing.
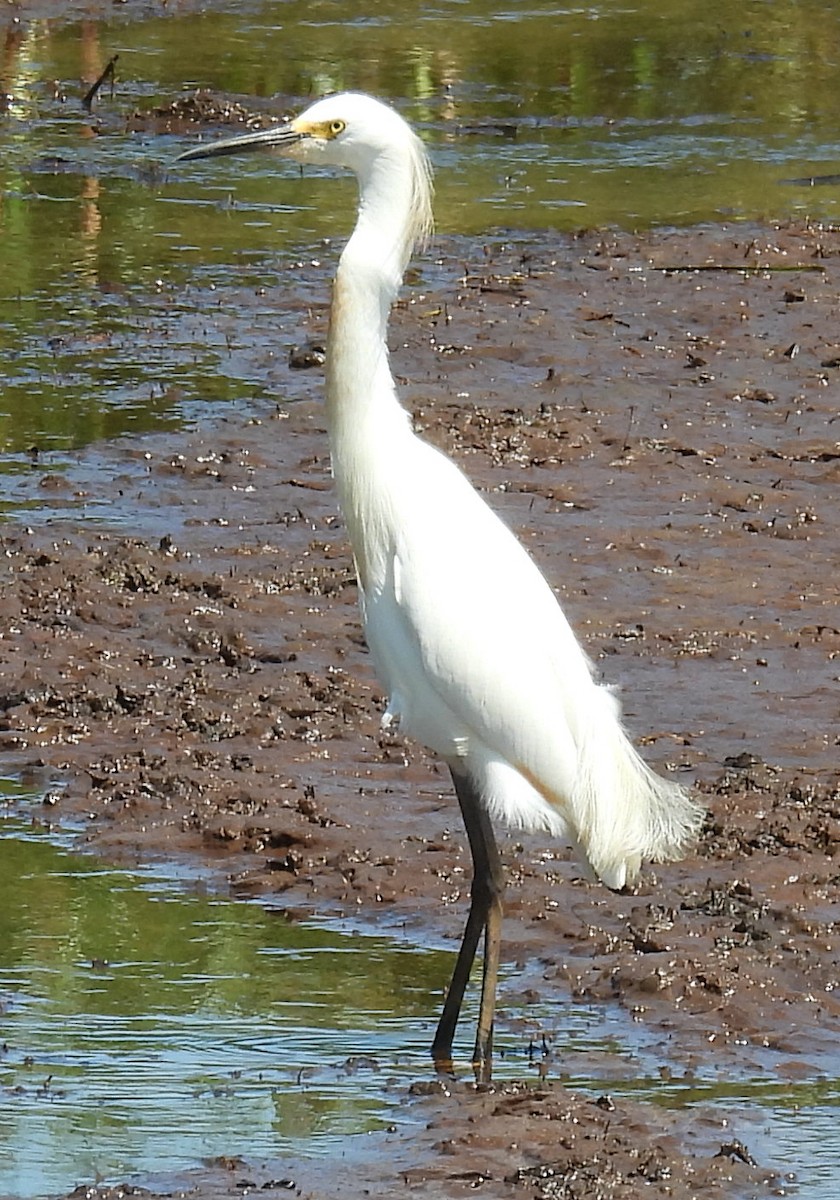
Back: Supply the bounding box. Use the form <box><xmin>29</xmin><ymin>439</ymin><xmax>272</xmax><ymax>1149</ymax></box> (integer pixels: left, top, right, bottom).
<box><xmin>366</xmin><ymin>441</ymin><xmax>593</xmax><ymax>790</ymax></box>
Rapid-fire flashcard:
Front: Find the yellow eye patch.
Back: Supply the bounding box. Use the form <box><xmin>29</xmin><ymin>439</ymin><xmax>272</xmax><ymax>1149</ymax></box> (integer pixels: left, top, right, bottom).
<box><xmin>293</xmin><ymin>117</ymin><xmax>346</xmax><ymax>140</ymax></box>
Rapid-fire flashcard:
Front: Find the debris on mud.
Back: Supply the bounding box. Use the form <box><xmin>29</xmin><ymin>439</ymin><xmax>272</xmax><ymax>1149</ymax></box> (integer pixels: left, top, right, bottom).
<box><xmin>47</xmin><ymin>1080</ymin><xmax>783</xmax><ymax>1200</ymax></box>
<box><xmin>128</xmin><ymin>89</ymin><xmax>287</xmax><ymax>135</ymax></box>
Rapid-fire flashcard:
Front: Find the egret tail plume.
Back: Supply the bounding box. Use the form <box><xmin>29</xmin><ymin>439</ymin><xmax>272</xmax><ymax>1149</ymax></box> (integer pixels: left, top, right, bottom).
<box><xmin>561</xmin><ymin>686</ymin><xmax>702</xmax><ymax>890</ymax></box>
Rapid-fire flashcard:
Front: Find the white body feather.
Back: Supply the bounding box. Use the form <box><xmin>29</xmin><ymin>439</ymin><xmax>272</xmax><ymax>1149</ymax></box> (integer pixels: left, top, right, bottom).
<box><xmin>298</xmin><ymin>93</ymin><xmax>701</xmax><ymax>889</ymax></box>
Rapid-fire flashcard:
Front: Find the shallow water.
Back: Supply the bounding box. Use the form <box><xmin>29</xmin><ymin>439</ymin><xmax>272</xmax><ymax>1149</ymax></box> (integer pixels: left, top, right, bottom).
<box><xmin>1</xmin><ymin>777</ymin><xmax>839</xmax><ymax>1198</ymax></box>
<box><xmin>2</xmin><ymin>0</ymin><xmax>840</xmax><ymax>455</ymax></box>
<box><xmin>0</xmin><ymin>815</ymin><xmax>436</xmax><ymax>1195</ymax></box>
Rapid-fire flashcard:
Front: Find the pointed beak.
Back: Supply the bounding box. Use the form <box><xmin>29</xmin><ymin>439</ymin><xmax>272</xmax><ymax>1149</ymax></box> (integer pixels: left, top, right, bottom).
<box><xmin>176</xmin><ymin>120</ymin><xmax>303</xmax><ymax>163</ymax></box>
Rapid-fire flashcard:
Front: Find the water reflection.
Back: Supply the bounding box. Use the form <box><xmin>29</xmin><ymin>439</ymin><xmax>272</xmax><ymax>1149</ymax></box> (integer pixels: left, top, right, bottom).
<box><xmin>0</xmin><ymin>805</ymin><xmax>445</xmax><ymax>1197</ymax></box>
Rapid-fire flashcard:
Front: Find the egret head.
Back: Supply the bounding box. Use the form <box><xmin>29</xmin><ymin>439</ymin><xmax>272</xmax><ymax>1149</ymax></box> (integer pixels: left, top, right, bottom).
<box><xmin>177</xmin><ymin>91</ymin><xmax>433</xmax><ymax>254</ymax></box>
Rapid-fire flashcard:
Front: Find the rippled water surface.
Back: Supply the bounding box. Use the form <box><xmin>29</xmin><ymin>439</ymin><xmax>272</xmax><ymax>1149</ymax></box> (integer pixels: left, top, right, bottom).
<box><xmin>1</xmin><ymin>777</ymin><xmax>839</xmax><ymax>1198</ymax></box>
<box><xmin>2</xmin><ymin>0</ymin><xmax>840</xmax><ymax>453</ymax></box>
<box><xmin>0</xmin><ymin>791</ymin><xmax>445</xmax><ymax>1195</ymax></box>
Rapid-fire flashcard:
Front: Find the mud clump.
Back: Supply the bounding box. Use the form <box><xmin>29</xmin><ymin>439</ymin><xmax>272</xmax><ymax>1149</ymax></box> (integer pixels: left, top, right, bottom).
<box><xmin>127</xmin><ymin>89</ymin><xmax>290</xmax><ymax>136</ymax></box>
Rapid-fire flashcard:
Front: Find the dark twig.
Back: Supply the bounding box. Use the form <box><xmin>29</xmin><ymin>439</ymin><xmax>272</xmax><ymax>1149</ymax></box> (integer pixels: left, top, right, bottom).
<box><xmin>82</xmin><ymin>54</ymin><xmax>119</xmax><ymax>113</ymax></box>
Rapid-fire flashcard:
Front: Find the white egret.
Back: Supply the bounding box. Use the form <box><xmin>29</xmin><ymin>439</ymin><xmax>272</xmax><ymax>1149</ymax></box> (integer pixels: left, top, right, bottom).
<box><xmin>178</xmin><ymin>93</ymin><xmax>702</xmax><ymax>1081</ymax></box>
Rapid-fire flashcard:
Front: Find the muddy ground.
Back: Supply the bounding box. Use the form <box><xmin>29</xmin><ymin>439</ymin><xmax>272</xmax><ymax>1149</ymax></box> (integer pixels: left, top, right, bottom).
<box><xmin>2</xmin><ymin>208</ymin><xmax>840</xmax><ymax>1199</ymax></box>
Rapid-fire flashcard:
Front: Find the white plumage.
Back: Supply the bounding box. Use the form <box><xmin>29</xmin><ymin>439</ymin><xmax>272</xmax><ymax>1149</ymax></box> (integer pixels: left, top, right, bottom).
<box><xmin>179</xmin><ymin>92</ymin><xmax>702</xmax><ymax>1078</ymax></box>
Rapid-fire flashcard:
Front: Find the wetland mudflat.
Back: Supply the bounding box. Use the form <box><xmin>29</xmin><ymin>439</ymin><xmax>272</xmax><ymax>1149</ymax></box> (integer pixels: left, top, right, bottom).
<box><xmin>1</xmin><ymin>2</ymin><xmax>839</xmax><ymax>1195</ymax></box>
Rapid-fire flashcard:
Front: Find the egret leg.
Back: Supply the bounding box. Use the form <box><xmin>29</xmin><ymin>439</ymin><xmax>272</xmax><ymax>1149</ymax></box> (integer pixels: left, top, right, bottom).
<box><xmin>431</xmin><ymin>767</ymin><xmax>505</xmax><ymax>1083</ymax></box>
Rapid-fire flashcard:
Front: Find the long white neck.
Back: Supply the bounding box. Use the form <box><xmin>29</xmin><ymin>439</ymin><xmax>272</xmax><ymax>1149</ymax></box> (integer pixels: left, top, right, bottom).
<box><xmin>325</xmin><ymin>138</ymin><xmax>432</xmax><ymax>580</ymax></box>
<box><xmin>326</xmin><ymin>145</ymin><xmax>427</xmax><ymax>436</ymax></box>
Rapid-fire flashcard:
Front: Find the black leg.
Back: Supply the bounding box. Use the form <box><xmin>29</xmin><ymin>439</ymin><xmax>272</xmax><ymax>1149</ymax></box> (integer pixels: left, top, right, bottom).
<box><xmin>431</xmin><ymin>766</ymin><xmax>505</xmax><ymax>1083</ymax></box>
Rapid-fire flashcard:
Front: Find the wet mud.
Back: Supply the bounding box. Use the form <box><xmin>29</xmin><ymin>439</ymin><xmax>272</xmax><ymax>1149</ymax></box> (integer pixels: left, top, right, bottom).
<box><xmin>3</xmin><ymin>222</ymin><xmax>839</xmax><ymax>1198</ymax></box>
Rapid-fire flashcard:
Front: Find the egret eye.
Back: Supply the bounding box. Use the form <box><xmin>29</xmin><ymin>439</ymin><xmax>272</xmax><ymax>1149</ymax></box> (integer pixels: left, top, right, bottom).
<box><xmin>329</xmin><ymin>119</ymin><xmax>345</xmax><ymax>137</ymax></box>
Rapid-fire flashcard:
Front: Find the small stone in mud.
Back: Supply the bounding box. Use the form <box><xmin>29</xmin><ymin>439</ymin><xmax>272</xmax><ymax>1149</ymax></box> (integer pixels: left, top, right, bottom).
<box><xmin>715</xmin><ymin>1140</ymin><xmax>758</xmax><ymax>1166</ymax></box>
<box><xmin>341</xmin><ymin>1055</ymin><xmax>380</xmax><ymax>1073</ymax></box>
<box><xmin>289</xmin><ymin>341</ymin><xmax>327</xmax><ymax>369</ymax></box>
<box><xmin>409</xmin><ymin>1078</ymin><xmax>452</xmax><ymax>1097</ymax></box>
<box><xmin>722</xmin><ymin>751</ymin><xmax>764</xmax><ymax>770</ymax></box>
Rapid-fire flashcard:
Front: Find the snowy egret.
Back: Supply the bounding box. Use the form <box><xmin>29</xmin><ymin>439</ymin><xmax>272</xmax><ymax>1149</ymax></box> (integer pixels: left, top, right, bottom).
<box><xmin>178</xmin><ymin>93</ymin><xmax>702</xmax><ymax>1081</ymax></box>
